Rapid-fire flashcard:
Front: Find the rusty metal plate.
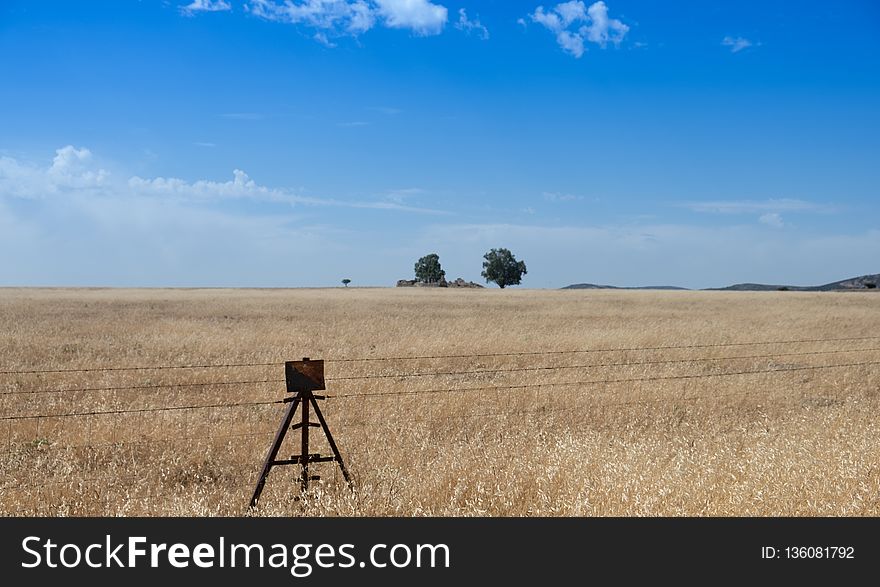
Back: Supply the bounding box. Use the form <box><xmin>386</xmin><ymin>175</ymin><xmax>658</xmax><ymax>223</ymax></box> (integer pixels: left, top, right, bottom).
<box><xmin>286</xmin><ymin>359</ymin><xmax>325</xmax><ymax>391</ymax></box>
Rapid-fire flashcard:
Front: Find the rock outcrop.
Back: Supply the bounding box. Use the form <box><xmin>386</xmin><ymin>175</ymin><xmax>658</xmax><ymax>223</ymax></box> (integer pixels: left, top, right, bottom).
<box><xmin>447</xmin><ymin>278</ymin><xmax>484</xmax><ymax>288</ymax></box>
<box><xmin>396</xmin><ymin>277</ymin><xmax>484</xmax><ymax>288</ymax></box>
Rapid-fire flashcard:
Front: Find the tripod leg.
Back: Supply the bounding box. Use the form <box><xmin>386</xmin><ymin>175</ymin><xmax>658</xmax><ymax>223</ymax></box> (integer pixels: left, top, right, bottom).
<box><xmin>249</xmin><ymin>396</ymin><xmax>301</xmax><ymax>508</ymax></box>
<box><xmin>310</xmin><ymin>397</ymin><xmax>353</xmax><ymax>488</ymax></box>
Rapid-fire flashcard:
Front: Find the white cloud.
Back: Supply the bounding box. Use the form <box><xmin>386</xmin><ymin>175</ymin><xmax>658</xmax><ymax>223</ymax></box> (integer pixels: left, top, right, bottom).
<box><xmin>127</xmin><ymin>170</ymin><xmax>444</xmax><ymax>215</ymax></box>
<box><xmin>246</xmin><ymin>0</ymin><xmax>447</xmax><ymax>40</ymax></box>
<box><xmin>375</xmin><ymin>0</ymin><xmax>447</xmax><ymax>35</ymax></box>
<box><xmin>314</xmin><ymin>31</ymin><xmax>339</xmax><ymax>47</ymax></box>
<box><xmin>0</xmin><ymin>145</ymin><xmax>108</xmax><ymax>198</ymax></box>
<box><xmin>722</xmin><ymin>36</ymin><xmax>754</xmax><ymax>53</ymax></box>
<box><xmin>758</xmin><ymin>212</ymin><xmax>784</xmax><ymax>228</ymax></box>
<box><xmin>684</xmin><ymin>199</ymin><xmax>832</xmax><ymax>214</ymax></box>
<box><xmin>555</xmin><ymin>1</ymin><xmax>586</xmax><ymax>27</ymax></box>
<box><xmin>531</xmin><ymin>6</ymin><xmax>562</xmax><ymax>31</ymax></box>
<box><xmin>555</xmin><ymin>30</ymin><xmax>585</xmax><ymax>57</ymax></box>
<box><xmin>180</xmin><ymin>0</ymin><xmax>232</xmax><ymax>15</ymax></box>
<box><xmin>0</xmin><ymin>146</ymin><xmax>448</xmax><ymax>217</ymax></box>
<box><xmin>129</xmin><ymin>169</ymin><xmax>291</xmax><ymax>202</ymax></box>
<box><xmin>529</xmin><ymin>1</ymin><xmax>628</xmax><ymax>58</ymax></box>
<box><xmin>455</xmin><ymin>8</ymin><xmax>489</xmax><ymax>40</ymax></box>
<box><xmin>48</xmin><ymin>146</ymin><xmax>109</xmax><ymax>187</ymax></box>
<box><xmin>584</xmin><ymin>0</ymin><xmax>627</xmax><ymax>45</ymax></box>
<box><xmin>129</xmin><ymin>169</ymin><xmax>448</xmax><ymax>216</ymax></box>
<box><xmin>246</xmin><ymin>0</ymin><xmax>376</xmax><ymax>34</ymax></box>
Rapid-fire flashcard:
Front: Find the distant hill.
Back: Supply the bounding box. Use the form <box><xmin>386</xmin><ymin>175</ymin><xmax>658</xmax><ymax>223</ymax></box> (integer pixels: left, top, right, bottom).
<box><xmin>709</xmin><ymin>273</ymin><xmax>880</xmax><ymax>292</ymax></box>
<box><xmin>562</xmin><ymin>273</ymin><xmax>880</xmax><ymax>292</ymax></box>
<box><xmin>562</xmin><ymin>284</ymin><xmax>690</xmax><ymax>290</ymax></box>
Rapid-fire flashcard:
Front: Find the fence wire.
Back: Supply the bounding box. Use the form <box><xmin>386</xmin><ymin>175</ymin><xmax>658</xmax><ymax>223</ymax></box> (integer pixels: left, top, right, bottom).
<box><xmin>3</xmin><ymin>334</ymin><xmax>879</xmax><ymax>516</ymax></box>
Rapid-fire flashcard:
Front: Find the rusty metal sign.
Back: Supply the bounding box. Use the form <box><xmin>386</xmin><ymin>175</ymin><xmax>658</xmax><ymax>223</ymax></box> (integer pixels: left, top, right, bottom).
<box><xmin>286</xmin><ymin>358</ymin><xmax>325</xmax><ymax>392</ymax></box>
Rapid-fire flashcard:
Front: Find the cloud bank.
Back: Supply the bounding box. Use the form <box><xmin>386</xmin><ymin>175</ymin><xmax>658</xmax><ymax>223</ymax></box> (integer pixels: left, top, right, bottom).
<box><xmin>1</xmin><ymin>148</ymin><xmax>875</xmax><ymax>288</ymax></box>
<box><xmin>0</xmin><ymin>145</ymin><xmax>447</xmax><ymax>212</ymax></box>
<box><xmin>0</xmin><ymin>146</ymin><xmax>449</xmax><ymax>286</ymax></box>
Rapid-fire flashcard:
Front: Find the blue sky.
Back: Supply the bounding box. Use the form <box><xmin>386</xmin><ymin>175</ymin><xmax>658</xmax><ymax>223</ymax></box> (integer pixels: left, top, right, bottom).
<box><xmin>1</xmin><ymin>0</ymin><xmax>878</xmax><ymax>288</ymax></box>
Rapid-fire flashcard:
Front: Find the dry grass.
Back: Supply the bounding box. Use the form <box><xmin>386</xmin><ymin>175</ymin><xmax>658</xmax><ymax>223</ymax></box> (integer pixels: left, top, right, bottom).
<box><xmin>1</xmin><ymin>287</ymin><xmax>879</xmax><ymax>517</ymax></box>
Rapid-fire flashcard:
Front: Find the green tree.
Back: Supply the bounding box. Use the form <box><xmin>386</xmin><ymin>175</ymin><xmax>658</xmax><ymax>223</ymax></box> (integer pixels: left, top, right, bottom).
<box><xmin>481</xmin><ymin>248</ymin><xmax>527</xmax><ymax>289</ymax></box>
<box><xmin>414</xmin><ymin>253</ymin><xmax>446</xmax><ymax>283</ymax></box>
<box><xmin>342</xmin><ymin>279</ymin><xmax>351</xmax><ymax>287</ymax></box>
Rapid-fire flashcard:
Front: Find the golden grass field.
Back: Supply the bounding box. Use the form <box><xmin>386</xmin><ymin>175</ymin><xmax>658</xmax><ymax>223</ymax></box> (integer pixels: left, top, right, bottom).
<box><xmin>1</xmin><ymin>287</ymin><xmax>879</xmax><ymax>517</ymax></box>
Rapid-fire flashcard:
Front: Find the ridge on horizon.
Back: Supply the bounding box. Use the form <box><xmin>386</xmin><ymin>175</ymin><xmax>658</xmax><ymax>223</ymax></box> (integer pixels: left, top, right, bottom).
<box><xmin>562</xmin><ymin>273</ymin><xmax>880</xmax><ymax>292</ymax></box>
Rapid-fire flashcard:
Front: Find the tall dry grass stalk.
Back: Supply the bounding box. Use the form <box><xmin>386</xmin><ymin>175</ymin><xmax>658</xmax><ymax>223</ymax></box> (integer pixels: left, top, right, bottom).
<box><xmin>1</xmin><ymin>287</ymin><xmax>878</xmax><ymax>516</ymax></box>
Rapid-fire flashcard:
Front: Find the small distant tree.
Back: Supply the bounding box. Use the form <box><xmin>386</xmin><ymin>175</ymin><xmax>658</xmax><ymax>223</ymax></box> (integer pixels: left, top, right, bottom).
<box><xmin>481</xmin><ymin>248</ymin><xmax>527</xmax><ymax>289</ymax></box>
<box><xmin>342</xmin><ymin>279</ymin><xmax>351</xmax><ymax>287</ymax></box>
<box><xmin>414</xmin><ymin>253</ymin><xmax>445</xmax><ymax>283</ymax></box>
<box><xmin>865</xmin><ymin>282</ymin><xmax>876</xmax><ymax>289</ymax></box>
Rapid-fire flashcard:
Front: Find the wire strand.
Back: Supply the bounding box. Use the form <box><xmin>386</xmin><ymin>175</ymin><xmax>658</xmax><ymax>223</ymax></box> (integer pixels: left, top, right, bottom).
<box><xmin>0</xmin><ymin>399</ymin><xmax>283</xmax><ymax>422</ymax></box>
<box><xmin>0</xmin><ymin>378</ymin><xmax>285</xmax><ymax>397</ymax></box>
<box><xmin>6</xmin><ymin>430</ymin><xmax>278</xmax><ymax>451</ymax></box>
<box><xmin>3</xmin><ymin>335</ymin><xmax>879</xmax><ymax>375</ymax></box>
<box><xmin>324</xmin><ymin>335</ymin><xmax>880</xmax><ymax>363</ymax></box>
<box><xmin>326</xmin><ymin>346</ymin><xmax>880</xmax><ymax>381</ymax></box>
<box><xmin>397</xmin><ymin>383</ymin><xmax>845</xmax><ymax>424</ymax></box>
<box><xmin>0</xmin><ymin>361</ymin><xmax>282</xmax><ymax>376</ymax></box>
<box><xmin>330</xmin><ymin>359</ymin><xmax>880</xmax><ymax>399</ymax></box>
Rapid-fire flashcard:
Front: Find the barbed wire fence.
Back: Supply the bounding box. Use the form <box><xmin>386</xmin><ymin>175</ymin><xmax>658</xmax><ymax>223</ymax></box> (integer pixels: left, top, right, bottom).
<box><xmin>2</xmin><ymin>334</ymin><xmax>879</xmax><ymax>516</ymax></box>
